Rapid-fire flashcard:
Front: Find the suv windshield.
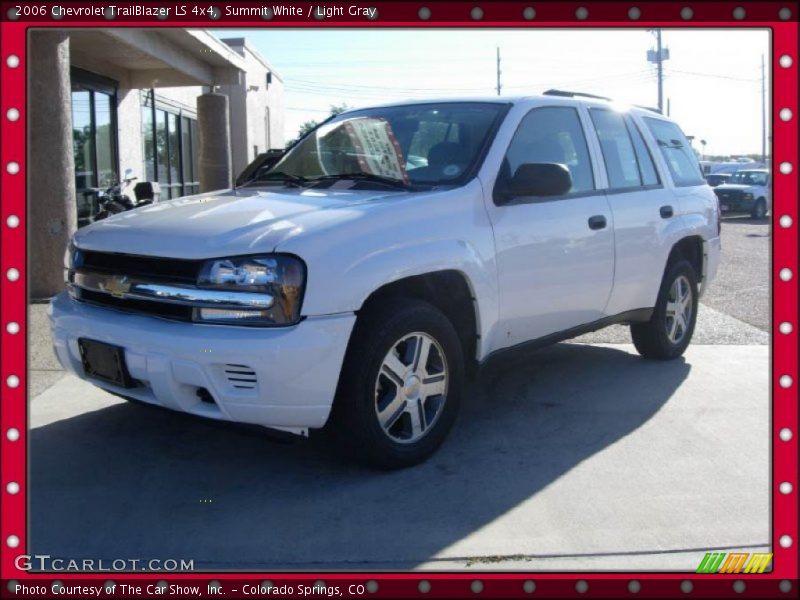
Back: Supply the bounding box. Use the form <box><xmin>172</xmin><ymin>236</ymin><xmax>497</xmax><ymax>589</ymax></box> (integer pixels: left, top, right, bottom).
<box><xmin>728</xmin><ymin>171</ymin><xmax>768</xmax><ymax>186</ymax></box>
<box><xmin>255</xmin><ymin>102</ymin><xmax>506</xmax><ymax>189</ymax></box>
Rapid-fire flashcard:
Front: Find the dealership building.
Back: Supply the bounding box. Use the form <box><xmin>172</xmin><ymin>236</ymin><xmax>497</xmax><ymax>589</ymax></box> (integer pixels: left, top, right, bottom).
<box><xmin>28</xmin><ymin>29</ymin><xmax>285</xmax><ymax>297</ymax></box>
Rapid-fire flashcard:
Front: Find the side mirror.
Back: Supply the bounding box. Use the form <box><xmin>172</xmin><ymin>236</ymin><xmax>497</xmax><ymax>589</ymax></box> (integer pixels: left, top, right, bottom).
<box><xmin>497</xmin><ymin>163</ymin><xmax>572</xmax><ymax>203</ymax></box>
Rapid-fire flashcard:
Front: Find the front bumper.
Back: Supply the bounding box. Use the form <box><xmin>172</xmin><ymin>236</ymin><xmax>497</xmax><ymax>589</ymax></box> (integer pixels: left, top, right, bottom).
<box><xmin>49</xmin><ymin>292</ymin><xmax>355</xmax><ymax>434</ymax></box>
<box><xmin>714</xmin><ymin>192</ymin><xmax>754</xmax><ymax>212</ymax></box>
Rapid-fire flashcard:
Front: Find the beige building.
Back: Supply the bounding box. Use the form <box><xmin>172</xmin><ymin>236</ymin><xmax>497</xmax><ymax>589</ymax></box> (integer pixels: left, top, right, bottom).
<box><xmin>28</xmin><ymin>29</ymin><xmax>285</xmax><ymax>297</ymax></box>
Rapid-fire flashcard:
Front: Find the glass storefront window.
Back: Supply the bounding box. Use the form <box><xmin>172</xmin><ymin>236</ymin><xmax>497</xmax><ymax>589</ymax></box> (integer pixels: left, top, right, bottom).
<box><xmin>141</xmin><ymin>92</ymin><xmax>199</xmax><ymax>199</ymax></box>
<box><xmin>71</xmin><ymin>90</ymin><xmax>94</xmax><ymax>192</ymax></box>
<box><xmin>94</xmin><ymin>92</ymin><xmax>115</xmax><ymax>187</ymax></box>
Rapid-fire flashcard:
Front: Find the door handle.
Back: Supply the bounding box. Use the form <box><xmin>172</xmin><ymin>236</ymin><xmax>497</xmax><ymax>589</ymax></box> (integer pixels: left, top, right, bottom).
<box><xmin>660</xmin><ymin>205</ymin><xmax>674</xmax><ymax>219</ymax></box>
<box><xmin>588</xmin><ymin>215</ymin><xmax>607</xmax><ymax>230</ymax></box>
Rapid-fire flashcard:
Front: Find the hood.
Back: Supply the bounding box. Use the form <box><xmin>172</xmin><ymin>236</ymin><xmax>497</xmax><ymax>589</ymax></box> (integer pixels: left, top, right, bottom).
<box><xmin>73</xmin><ymin>186</ymin><xmax>410</xmax><ymax>259</ymax></box>
<box><xmin>714</xmin><ymin>184</ymin><xmax>755</xmax><ymax>193</ymax></box>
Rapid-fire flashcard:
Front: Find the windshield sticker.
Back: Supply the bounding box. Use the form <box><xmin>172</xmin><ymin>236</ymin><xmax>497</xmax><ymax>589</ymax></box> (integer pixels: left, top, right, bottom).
<box><xmin>443</xmin><ymin>164</ymin><xmax>461</xmax><ymax>177</ymax></box>
<box><xmin>342</xmin><ymin>118</ymin><xmax>410</xmax><ymax>184</ymax></box>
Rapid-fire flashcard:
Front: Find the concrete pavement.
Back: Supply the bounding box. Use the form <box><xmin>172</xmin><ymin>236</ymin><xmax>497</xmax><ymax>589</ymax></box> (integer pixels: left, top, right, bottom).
<box><xmin>29</xmin><ymin>341</ymin><xmax>769</xmax><ymax>571</ymax></box>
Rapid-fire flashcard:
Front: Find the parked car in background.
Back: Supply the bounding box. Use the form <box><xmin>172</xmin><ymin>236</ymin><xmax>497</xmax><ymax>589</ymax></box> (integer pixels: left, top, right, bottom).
<box><xmin>713</xmin><ymin>169</ymin><xmax>771</xmax><ymax>219</ymax></box>
<box><xmin>705</xmin><ymin>173</ymin><xmax>731</xmax><ymax>187</ymax></box>
<box><xmin>51</xmin><ymin>92</ymin><xmax>720</xmax><ymax>468</ymax></box>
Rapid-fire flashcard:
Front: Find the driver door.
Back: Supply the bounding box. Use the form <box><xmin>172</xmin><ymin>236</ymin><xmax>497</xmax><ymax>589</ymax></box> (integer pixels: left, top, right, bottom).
<box><xmin>485</xmin><ymin>105</ymin><xmax>615</xmax><ymax>352</ymax></box>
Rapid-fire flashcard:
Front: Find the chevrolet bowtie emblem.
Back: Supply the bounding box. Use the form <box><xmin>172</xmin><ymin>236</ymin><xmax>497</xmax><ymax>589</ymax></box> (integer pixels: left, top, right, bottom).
<box><xmin>104</xmin><ymin>275</ymin><xmax>131</xmax><ymax>298</ymax></box>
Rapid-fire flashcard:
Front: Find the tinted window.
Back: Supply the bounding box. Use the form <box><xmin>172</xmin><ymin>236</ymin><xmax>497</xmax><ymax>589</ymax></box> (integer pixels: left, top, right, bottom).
<box><xmin>590</xmin><ymin>109</ymin><xmax>640</xmax><ymax>189</ymax></box>
<box><xmin>644</xmin><ymin>117</ymin><xmax>704</xmax><ymax>186</ymax></box>
<box><xmin>500</xmin><ymin>106</ymin><xmax>594</xmax><ymax>194</ymax></box>
<box><xmin>626</xmin><ymin>117</ymin><xmax>660</xmax><ymax>186</ymax></box>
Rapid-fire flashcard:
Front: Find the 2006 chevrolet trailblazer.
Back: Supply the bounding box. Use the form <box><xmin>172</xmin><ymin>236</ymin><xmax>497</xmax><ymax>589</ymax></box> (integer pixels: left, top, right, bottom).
<box><xmin>51</xmin><ymin>92</ymin><xmax>720</xmax><ymax>468</ymax></box>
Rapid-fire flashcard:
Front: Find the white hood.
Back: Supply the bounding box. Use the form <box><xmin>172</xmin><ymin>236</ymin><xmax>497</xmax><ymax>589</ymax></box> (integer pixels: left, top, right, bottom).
<box><xmin>73</xmin><ymin>186</ymin><xmax>409</xmax><ymax>259</ymax></box>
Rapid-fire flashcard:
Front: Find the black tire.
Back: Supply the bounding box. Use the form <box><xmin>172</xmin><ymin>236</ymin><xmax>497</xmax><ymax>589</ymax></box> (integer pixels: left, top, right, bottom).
<box><xmin>751</xmin><ymin>198</ymin><xmax>767</xmax><ymax>220</ymax></box>
<box><xmin>631</xmin><ymin>259</ymin><xmax>698</xmax><ymax>360</ymax></box>
<box><xmin>326</xmin><ymin>297</ymin><xmax>464</xmax><ymax>469</ymax></box>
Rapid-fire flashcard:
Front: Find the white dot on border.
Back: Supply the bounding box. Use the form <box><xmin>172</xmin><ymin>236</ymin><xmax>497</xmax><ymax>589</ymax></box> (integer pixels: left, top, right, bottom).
<box><xmin>523</xmin><ymin>580</ymin><xmax>536</xmax><ymax>593</ymax></box>
<box><xmin>733</xmin><ymin>6</ymin><xmax>746</xmax><ymax>19</ymax></box>
<box><xmin>779</xmin><ymin>55</ymin><xmax>793</xmax><ymax>68</ymax></box>
<box><xmin>780</xmin><ymin>108</ymin><xmax>793</xmax><ymax>121</ymax></box>
<box><xmin>6</xmin><ymin>482</ymin><xmax>19</xmax><ymax>495</ymax></box>
<box><xmin>576</xmin><ymin>580</ymin><xmax>588</xmax><ymax>593</ymax></box>
<box><xmin>6</xmin><ymin>375</ymin><xmax>19</xmax><ymax>388</ymax></box>
<box><xmin>522</xmin><ymin>7</ymin><xmax>536</xmax><ymax>20</ymax></box>
<box><xmin>6</xmin><ymin>55</ymin><xmax>20</xmax><ymax>68</ymax></box>
<box><xmin>6</xmin><ymin>322</ymin><xmax>20</xmax><ymax>335</ymax></box>
<box><xmin>6</xmin><ymin>162</ymin><xmax>20</xmax><ymax>175</ymax></box>
<box><xmin>733</xmin><ymin>580</ymin><xmax>746</xmax><ymax>593</ymax></box>
<box><xmin>6</xmin><ymin>215</ymin><xmax>20</xmax><ymax>228</ymax></box>
<box><xmin>779</xmin><ymin>162</ymin><xmax>793</xmax><ymax>174</ymax></box>
<box><xmin>576</xmin><ymin>7</ymin><xmax>589</xmax><ymax>19</ymax></box>
<box><xmin>779</xmin><ymin>7</ymin><xmax>792</xmax><ymax>20</ymax></box>
<box><xmin>6</xmin><ymin>268</ymin><xmax>19</xmax><ymax>282</ymax></box>
<box><xmin>628</xmin><ymin>7</ymin><xmax>641</xmax><ymax>20</ymax></box>
<box><xmin>6</xmin><ymin>428</ymin><xmax>20</xmax><ymax>442</ymax></box>
<box><xmin>471</xmin><ymin>7</ymin><xmax>483</xmax><ymax>20</ymax></box>
<box><xmin>779</xmin><ymin>268</ymin><xmax>793</xmax><ymax>282</ymax></box>
<box><xmin>418</xmin><ymin>580</ymin><xmax>431</xmax><ymax>594</ymax></box>
<box><xmin>418</xmin><ymin>7</ymin><xmax>431</xmax><ymax>20</ymax></box>
<box><xmin>471</xmin><ymin>580</ymin><xmax>483</xmax><ymax>593</ymax></box>
<box><xmin>6</xmin><ymin>535</ymin><xmax>19</xmax><ymax>548</ymax></box>
<box><xmin>779</xmin><ymin>428</ymin><xmax>793</xmax><ymax>442</ymax></box>
<box><xmin>6</xmin><ymin>108</ymin><xmax>19</xmax><ymax>122</ymax></box>
<box><xmin>780</xmin><ymin>579</ymin><xmax>793</xmax><ymax>593</ymax></box>
<box><xmin>779</xmin><ymin>375</ymin><xmax>793</xmax><ymax>388</ymax></box>
<box><xmin>366</xmin><ymin>580</ymin><xmax>378</xmax><ymax>594</ymax></box>
<box><xmin>779</xmin><ymin>215</ymin><xmax>793</xmax><ymax>228</ymax></box>
<box><xmin>779</xmin><ymin>535</ymin><xmax>792</xmax><ymax>548</ymax></box>
<box><xmin>680</xmin><ymin>7</ymin><xmax>694</xmax><ymax>19</ymax></box>
<box><xmin>779</xmin><ymin>481</ymin><xmax>793</xmax><ymax>494</ymax></box>
<box><xmin>680</xmin><ymin>580</ymin><xmax>693</xmax><ymax>594</ymax></box>
<box><xmin>779</xmin><ymin>322</ymin><xmax>793</xmax><ymax>335</ymax></box>
<box><xmin>628</xmin><ymin>580</ymin><xmax>641</xmax><ymax>593</ymax></box>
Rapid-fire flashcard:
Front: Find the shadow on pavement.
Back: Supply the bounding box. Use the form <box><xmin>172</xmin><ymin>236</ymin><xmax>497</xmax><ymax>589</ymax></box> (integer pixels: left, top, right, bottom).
<box><xmin>30</xmin><ymin>343</ymin><xmax>690</xmax><ymax>569</ymax></box>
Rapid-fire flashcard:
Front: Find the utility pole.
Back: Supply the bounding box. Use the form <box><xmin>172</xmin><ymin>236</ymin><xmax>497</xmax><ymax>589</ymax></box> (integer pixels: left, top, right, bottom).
<box><xmin>656</xmin><ymin>29</ymin><xmax>663</xmax><ymax>112</ymax></box>
<box><xmin>647</xmin><ymin>29</ymin><xmax>669</xmax><ymax>113</ymax></box>
<box><xmin>761</xmin><ymin>53</ymin><xmax>766</xmax><ymax>163</ymax></box>
<box><xmin>496</xmin><ymin>47</ymin><xmax>502</xmax><ymax>96</ymax></box>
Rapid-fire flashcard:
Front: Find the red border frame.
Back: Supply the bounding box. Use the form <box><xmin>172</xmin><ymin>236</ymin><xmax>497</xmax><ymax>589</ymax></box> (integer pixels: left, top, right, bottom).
<box><xmin>1</xmin><ymin>2</ymin><xmax>797</xmax><ymax>598</ymax></box>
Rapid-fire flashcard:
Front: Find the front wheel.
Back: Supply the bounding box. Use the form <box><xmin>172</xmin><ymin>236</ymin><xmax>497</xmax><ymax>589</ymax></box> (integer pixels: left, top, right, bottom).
<box><xmin>751</xmin><ymin>198</ymin><xmax>767</xmax><ymax>220</ymax></box>
<box><xmin>327</xmin><ymin>298</ymin><xmax>464</xmax><ymax>469</ymax></box>
<box><xmin>631</xmin><ymin>260</ymin><xmax>698</xmax><ymax>359</ymax></box>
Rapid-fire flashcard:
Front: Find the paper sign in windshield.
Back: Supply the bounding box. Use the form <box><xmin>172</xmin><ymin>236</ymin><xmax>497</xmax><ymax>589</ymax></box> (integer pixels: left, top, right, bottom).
<box><xmin>342</xmin><ymin>118</ymin><xmax>410</xmax><ymax>183</ymax></box>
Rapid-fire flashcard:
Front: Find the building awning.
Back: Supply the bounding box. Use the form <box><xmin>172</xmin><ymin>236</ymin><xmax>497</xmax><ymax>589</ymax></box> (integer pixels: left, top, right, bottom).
<box><xmin>68</xmin><ymin>28</ymin><xmax>245</xmax><ymax>88</ymax></box>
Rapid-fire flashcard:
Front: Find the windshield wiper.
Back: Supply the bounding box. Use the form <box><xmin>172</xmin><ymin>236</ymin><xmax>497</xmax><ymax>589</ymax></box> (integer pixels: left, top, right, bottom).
<box><xmin>256</xmin><ymin>171</ymin><xmax>308</xmax><ymax>187</ymax></box>
<box><xmin>308</xmin><ymin>172</ymin><xmax>414</xmax><ymax>190</ymax></box>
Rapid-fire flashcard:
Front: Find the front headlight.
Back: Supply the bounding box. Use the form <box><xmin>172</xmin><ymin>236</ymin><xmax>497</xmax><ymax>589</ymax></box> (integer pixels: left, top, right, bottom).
<box><xmin>63</xmin><ymin>242</ymin><xmax>83</xmax><ymax>284</ymax></box>
<box><xmin>195</xmin><ymin>254</ymin><xmax>306</xmax><ymax>326</ymax></box>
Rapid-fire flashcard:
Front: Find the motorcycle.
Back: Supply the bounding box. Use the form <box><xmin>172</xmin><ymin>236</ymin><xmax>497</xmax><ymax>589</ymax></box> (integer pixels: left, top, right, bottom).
<box><xmin>92</xmin><ymin>169</ymin><xmax>160</xmax><ymax>221</ymax></box>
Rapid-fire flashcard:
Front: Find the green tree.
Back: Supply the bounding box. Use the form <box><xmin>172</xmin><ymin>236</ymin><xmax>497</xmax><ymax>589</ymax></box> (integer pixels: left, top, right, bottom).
<box><xmin>287</xmin><ymin>103</ymin><xmax>351</xmax><ymax>148</ymax></box>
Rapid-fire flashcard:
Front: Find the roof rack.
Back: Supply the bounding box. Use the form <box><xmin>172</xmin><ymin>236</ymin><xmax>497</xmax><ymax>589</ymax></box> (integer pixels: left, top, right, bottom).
<box><xmin>542</xmin><ymin>89</ymin><xmax>612</xmax><ymax>101</ymax></box>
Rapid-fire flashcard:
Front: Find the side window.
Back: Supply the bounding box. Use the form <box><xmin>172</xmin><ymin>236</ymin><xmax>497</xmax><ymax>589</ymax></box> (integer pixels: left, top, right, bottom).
<box><xmin>625</xmin><ymin>117</ymin><xmax>660</xmax><ymax>186</ymax></box>
<box><xmin>500</xmin><ymin>106</ymin><xmax>594</xmax><ymax>195</ymax></box>
<box><xmin>589</xmin><ymin>109</ymin><xmax>641</xmax><ymax>189</ymax></box>
<box><xmin>644</xmin><ymin>117</ymin><xmax>705</xmax><ymax>186</ymax></box>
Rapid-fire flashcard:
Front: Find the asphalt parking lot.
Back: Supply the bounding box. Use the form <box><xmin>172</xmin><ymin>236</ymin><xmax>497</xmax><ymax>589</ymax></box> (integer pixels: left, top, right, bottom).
<box><xmin>28</xmin><ymin>217</ymin><xmax>770</xmax><ymax>571</ymax></box>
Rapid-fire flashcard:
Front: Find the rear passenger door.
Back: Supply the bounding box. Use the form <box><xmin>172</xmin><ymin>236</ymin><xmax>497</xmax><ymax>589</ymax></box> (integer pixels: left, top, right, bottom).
<box><xmin>486</xmin><ymin>106</ymin><xmax>615</xmax><ymax>351</ymax></box>
<box><xmin>586</xmin><ymin>109</ymin><xmax>677</xmax><ymax>315</ymax></box>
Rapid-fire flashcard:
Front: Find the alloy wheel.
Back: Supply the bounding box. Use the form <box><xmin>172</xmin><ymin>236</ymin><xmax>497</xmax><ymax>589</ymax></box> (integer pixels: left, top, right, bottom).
<box><xmin>665</xmin><ymin>275</ymin><xmax>693</xmax><ymax>344</ymax></box>
<box><xmin>374</xmin><ymin>332</ymin><xmax>449</xmax><ymax>444</ymax></box>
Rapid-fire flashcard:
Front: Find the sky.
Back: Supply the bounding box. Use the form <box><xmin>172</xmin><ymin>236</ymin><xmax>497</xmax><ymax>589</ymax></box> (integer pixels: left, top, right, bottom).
<box><xmin>213</xmin><ymin>28</ymin><xmax>770</xmax><ymax>156</ymax></box>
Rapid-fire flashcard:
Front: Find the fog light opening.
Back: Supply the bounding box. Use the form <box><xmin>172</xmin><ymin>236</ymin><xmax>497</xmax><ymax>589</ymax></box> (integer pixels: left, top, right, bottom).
<box><xmin>196</xmin><ymin>387</ymin><xmax>216</xmax><ymax>405</ymax></box>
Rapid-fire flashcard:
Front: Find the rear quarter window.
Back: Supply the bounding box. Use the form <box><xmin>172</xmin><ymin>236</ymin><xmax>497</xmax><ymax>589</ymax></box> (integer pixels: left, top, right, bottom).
<box><xmin>644</xmin><ymin>117</ymin><xmax>705</xmax><ymax>187</ymax></box>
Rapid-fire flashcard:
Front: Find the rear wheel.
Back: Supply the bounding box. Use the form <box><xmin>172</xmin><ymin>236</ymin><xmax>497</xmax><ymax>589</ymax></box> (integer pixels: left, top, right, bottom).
<box><xmin>631</xmin><ymin>260</ymin><xmax>698</xmax><ymax>359</ymax></box>
<box><xmin>327</xmin><ymin>298</ymin><xmax>463</xmax><ymax>469</ymax></box>
<box><xmin>751</xmin><ymin>198</ymin><xmax>767</xmax><ymax>220</ymax></box>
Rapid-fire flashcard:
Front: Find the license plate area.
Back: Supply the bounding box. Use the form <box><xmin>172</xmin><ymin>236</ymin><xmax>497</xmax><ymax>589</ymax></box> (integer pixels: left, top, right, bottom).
<box><xmin>78</xmin><ymin>338</ymin><xmax>134</xmax><ymax>388</ymax></box>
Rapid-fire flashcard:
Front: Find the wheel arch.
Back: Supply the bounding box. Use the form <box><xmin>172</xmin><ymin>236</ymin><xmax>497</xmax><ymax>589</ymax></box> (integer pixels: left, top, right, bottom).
<box><xmin>356</xmin><ymin>270</ymin><xmax>481</xmax><ymax>374</ymax></box>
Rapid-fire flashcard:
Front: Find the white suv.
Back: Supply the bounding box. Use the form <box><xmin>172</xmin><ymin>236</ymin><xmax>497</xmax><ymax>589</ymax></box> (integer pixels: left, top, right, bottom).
<box><xmin>51</xmin><ymin>93</ymin><xmax>720</xmax><ymax>468</ymax></box>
